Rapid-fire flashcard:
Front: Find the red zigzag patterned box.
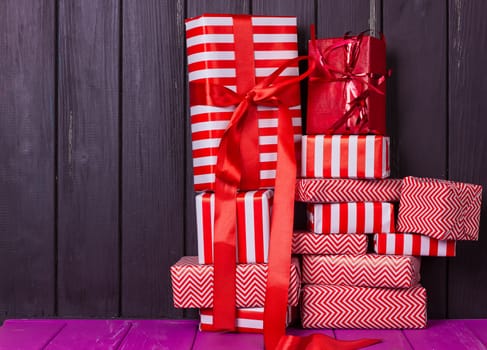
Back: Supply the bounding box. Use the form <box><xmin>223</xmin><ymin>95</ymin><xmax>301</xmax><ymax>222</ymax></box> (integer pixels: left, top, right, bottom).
<box><xmin>301</xmin><ymin>285</ymin><xmax>427</xmax><ymax>329</ymax></box>
<box><xmin>171</xmin><ymin>256</ymin><xmax>300</xmax><ymax>308</ymax></box>
<box><xmin>301</xmin><ymin>254</ymin><xmax>420</xmax><ymax>288</ymax></box>
<box><xmin>292</xmin><ymin>231</ymin><xmax>368</xmax><ymax>255</ymax></box>
<box><xmin>373</xmin><ymin>233</ymin><xmax>456</xmax><ymax>257</ymax></box>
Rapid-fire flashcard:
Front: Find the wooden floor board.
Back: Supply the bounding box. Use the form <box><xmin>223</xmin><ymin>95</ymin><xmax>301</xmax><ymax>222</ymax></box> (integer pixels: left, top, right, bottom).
<box><xmin>334</xmin><ymin>329</ymin><xmax>412</xmax><ymax>350</ymax></box>
<box><xmin>0</xmin><ymin>320</ymin><xmax>65</xmax><ymax>350</ymax></box>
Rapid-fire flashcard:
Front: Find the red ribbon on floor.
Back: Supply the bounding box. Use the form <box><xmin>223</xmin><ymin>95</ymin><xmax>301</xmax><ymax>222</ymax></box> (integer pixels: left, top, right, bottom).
<box><xmin>276</xmin><ymin>334</ymin><xmax>381</xmax><ymax>350</ymax></box>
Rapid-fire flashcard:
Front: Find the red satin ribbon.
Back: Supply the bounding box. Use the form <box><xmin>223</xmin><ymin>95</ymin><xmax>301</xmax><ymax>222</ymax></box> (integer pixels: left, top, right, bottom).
<box><xmin>277</xmin><ymin>334</ymin><xmax>381</xmax><ymax>350</ymax></box>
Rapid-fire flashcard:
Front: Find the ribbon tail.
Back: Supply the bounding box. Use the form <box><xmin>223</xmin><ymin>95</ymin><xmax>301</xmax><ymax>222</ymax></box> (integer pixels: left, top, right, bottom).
<box><xmin>276</xmin><ymin>334</ymin><xmax>381</xmax><ymax>350</ymax></box>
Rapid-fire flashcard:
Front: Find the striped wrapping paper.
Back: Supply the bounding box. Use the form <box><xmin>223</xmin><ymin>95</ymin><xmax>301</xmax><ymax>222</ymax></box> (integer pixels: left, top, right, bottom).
<box><xmin>196</xmin><ymin>190</ymin><xmax>272</xmax><ymax>264</ymax></box>
<box><xmin>307</xmin><ymin>202</ymin><xmax>395</xmax><ymax>234</ymax></box>
<box><xmin>373</xmin><ymin>233</ymin><xmax>456</xmax><ymax>257</ymax></box>
<box><xmin>292</xmin><ymin>230</ymin><xmax>368</xmax><ymax>255</ymax></box>
<box><xmin>199</xmin><ymin>306</ymin><xmax>296</xmax><ymax>333</ymax></box>
<box><xmin>301</xmin><ymin>135</ymin><xmax>390</xmax><ymax>179</ymax></box>
<box><xmin>186</xmin><ymin>15</ymin><xmax>302</xmax><ymax>191</ymax></box>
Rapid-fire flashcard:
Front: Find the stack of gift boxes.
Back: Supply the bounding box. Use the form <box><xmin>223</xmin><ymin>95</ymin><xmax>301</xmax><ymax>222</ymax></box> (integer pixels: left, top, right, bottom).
<box><xmin>171</xmin><ymin>13</ymin><xmax>483</xmax><ymax>334</ymax></box>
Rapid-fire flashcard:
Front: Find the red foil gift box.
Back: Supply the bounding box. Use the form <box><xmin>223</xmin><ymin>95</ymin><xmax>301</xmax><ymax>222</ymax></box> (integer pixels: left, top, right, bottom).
<box><xmin>196</xmin><ymin>190</ymin><xmax>272</xmax><ymax>264</ymax></box>
<box><xmin>171</xmin><ymin>256</ymin><xmax>300</xmax><ymax>309</ymax></box>
<box><xmin>186</xmin><ymin>15</ymin><xmax>302</xmax><ymax>191</ymax></box>
<box><xmin>373</xmin><ymin>233</ymin><xmax>456</xmax><ymax>257</ymax></box>
<box><xmin>301</xmin><ymin>285</ymin><xmax>427</xmax><ymax>329</ymax></box>
<box><xmin>292</xmin><ymin>230</ymin><xmax>368</xmax><ymax>255</ymax></box>
<box><xmin>301</xmin><ymin>254</ymin><xmax>421</xmax><ymax>288</ymax></box>
<box><xmin>397</xmin><ymin>176</ymin><xmax>482</xmax><ymax>240</ymax></box>
<box><xmin>307</xmin><ymin>33</ymin><xmax>387</xmax><ymax>135</ymax></box>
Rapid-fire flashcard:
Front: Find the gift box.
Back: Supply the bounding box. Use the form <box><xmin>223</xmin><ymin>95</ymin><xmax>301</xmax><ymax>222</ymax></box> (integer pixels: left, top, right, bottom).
<box><xmin>186</xmin><ymin>14</ymin><xmax>302</xmax><ymax>191</ymax></box>
<box><xmin>301</xmin><ymin>135</ymin><xmax>389</xmax><ymax>179</ymax></box>
<box><xmin>199</xmin><ymin>306</ymin><xmax>296</xmax><ymax>333</ymax></box>
<box><xmin>373</xmin><ymin>233</ymin><xmax>456</xmax><ymax>257</ymax></box>
<box><xmin>301</xmin><ymin>285</ymin><xmax>427</xmax><ymax>329</ymax></box>
<box><xmin>397</xmin><ymin>176</ymin><xmax>482</xmax><ymax>240</ymax></box>
<box><xmin>301</xmin><ymin>254</ymin><xmax>420</xmax><ymax>288</ymax></box>
<box><xmin>306</xmin><ymin>33</ymin><xmax>387</xmax><ymax>135</ymax></box>
<box><xmin>307</xmin><ymin>202</ymin><xmax>395</xmax><ymax>234</ymax></box>
<box><xmin>196</xmin><ymin>190</ymin><xmax>272</xmax><ymax>264</ymax></box>
<box><xmin>295</xmin><ymin>178</ymin><xmax>402</xmax><ymax>203</ymax></box>
<box><xmin>292</xmin><ymin>230</ymin><xmax>368</xmax><ymax>255</ymax></box>
<box><xmin>171</xmin><ymin>256</ymin><xmax>300</xmax><ymax>308</ymax></box>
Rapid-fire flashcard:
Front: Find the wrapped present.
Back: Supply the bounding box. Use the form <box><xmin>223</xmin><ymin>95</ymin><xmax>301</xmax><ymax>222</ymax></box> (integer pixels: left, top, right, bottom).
<box><xmin>196</xmin><ymin>190</ymin><xmax>272</xmax><ymax>264</ymax></box>
<box><xmin>199</xmin><ymin>306</ymin><xmax>297</xmax><ymax>333</ymax></box>
<box><xmin>301</xmin><ymin>254</ymin><xmax>420</xmax><ymax>288</ymax></box>
<box><xmin>186</xmin><ymin>14</ymin><xmax>302</xmax><ymax>191</ymax></box>
<box><xmin>295</xmin><ymin>178</ymin><xmax>402</xmax><ymax>203</ymax></box>
<box><xmin>373</xmin><ymin>233</ymin><xmax>456</xmax><ymax>257</ymax></box>
<box><xmin>301</xmin><ymin>285</ymin><xmax>427</xmax><ymax>329</ymax></box>
<box><xmin>307</xmin><ymin>202</ymin><xmax>395</xmax><ymax>234</ymax></box>
<box><xmin>301</xmin><ymin>135</ymin><xmax>390</xmax><ymax>179</ymax></box>
<box><xmin>306</xmin><ymin>32</ymin><xmax>387</xmax><ymax>135</ymax></box>
<box><xmin>292</xmin><ymin>230</ymin><xmax>368</xmax><ymax>255</ymax></box>
<box><xmin>397</xmin><ymin>176</ymin><xmax>482</xmax><ymax>240</ymax></box>
<box><xmin>171</xmin><ymin>256</ymin><xmax>300</xmax><ymax>308</ymax></box>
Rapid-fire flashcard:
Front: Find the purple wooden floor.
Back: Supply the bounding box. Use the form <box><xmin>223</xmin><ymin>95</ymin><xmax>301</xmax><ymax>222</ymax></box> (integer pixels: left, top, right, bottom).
<box><xmin>0</xmin><ymin>319</ymin><xmax>486</xmax><ymax>349</ymax></box>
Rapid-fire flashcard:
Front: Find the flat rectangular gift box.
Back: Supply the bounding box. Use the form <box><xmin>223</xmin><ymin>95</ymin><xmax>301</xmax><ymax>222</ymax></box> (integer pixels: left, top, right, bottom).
<box><xmin>196</xmin><ymin>190</ymin><xmax>272</xmax><ymax>264</ymax></box>
<box><xmin>397</xmin><ymin>176</ymin><xmax>482</xmax><ymax>240</ymax></box>
<box><xmin>307</xmin><ymin>202</ymin><xmax>395</xmax><ymax>234</ymax></box>
<box><xmin>295</xmin><ymin>178</ymin><xmax>402</xmax><ymax>203</ymax></box>
<box><xmin>373</xmin><ymin>233</ymin><xmax>456</xmax><ymax>257</ymax></box>
<box><xmin>301</xmin><ymin>285</ymin><xmax>427</xmax><ymax>329</ymax></box>
<box><xmin>292</xmin><ymin>230</ymin><xmax>368</xmax><ymax>255</ymax></box>
<box><xmin>186</xmin><ymin>14</ymin><xmax>302</xmax><ymax>191</ymax></box>
<box><xmin>301</xmin><ymin>254</ymin><xmax>420</xmax><ymax>288</ymax></box>
<box><xmin>301</xmin><ymin>135</ymin><xmax>390</xmax><ymax>179</ymax></box>
<box><xmin>171</xmin><ymin>256</ymin><xmax>300</xmax><ymax>309</ymax></box>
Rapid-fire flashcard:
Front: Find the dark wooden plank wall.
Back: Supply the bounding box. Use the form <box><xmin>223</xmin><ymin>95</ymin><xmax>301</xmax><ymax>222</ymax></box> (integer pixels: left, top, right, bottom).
<box><xmin>0</xmin><ymin>0</ymin><xmax>486</xmax><ymax>321</ymax></box>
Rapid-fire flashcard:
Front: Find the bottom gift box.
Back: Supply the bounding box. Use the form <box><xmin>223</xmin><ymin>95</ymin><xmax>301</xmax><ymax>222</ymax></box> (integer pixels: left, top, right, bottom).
<box><xmin>199</xmin><ymin>306</ymin><xmax>297</xmax><ymax>333</ymax></box>
<box><xmin>301</xmin><ymin>285</ymin><xmax>427</xmax><ymax>329</ymax></box>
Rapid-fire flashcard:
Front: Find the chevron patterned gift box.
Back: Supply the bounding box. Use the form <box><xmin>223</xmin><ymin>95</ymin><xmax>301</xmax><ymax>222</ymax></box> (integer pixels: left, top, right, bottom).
<box><xmin>301</xmin><ymin>285</ymin><xmax>427</xmax><ymax>329</ymax></box>
<box><xmin>301</xmin><ymin>254</ymin><xmax>420</xmax><ymax>288</ymax></box>
<box><xmin>397</xmin><ymin>176</ymin><xmax>482</xmax><ymax>240</ymax></box>
<box><xmin>301</xmin><ymin>135</ymin><xmax>390</xmax><ymax>179</ymax></box>
<box><xmin>196</xmin><ymin>190</ymin><xmax>272</xmax><ymax>264</ymax></box>
<box><xmin>292</xmin><ymin>230</ymin><xmax>368</xmax><ymax>255</ymax></box>
<box><xmin>373</xmin><ymin>233</ymin><xmax>456</xmax><ymax>257</ymax></box>
<box><xmin>295</xmin><ymin>178</ymin><xmax>402</xmax><ymax>203</ymax></box>
<box><xmin>307</xmin><ymin>202</ymin><xmax>395</xmax><ymax>234</ymax></box>
<box><xmin>171</xmin><ymin>256</ymin><xmax>300</xmax><ymax>308</ymax></box>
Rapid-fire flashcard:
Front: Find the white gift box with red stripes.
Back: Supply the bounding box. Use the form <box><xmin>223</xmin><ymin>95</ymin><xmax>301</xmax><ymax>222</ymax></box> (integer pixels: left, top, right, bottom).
<box><xmin>301</xmin><ymin>135</ymin><xmax>390</xmax><ymax>179</ymax></box>
<box><xmin>196</xmin><ymin>190</ymin><xmax>272</xmax><ymax>264</ymax></box>
<box><xmin>373</xmin><ymin>233</ymin><xmax>456</xmax><ymax>257</ymax></box>
<box><xmin>186</xmin><ymin>15</ymin><xmax>302</xmax><ymax>191</ymax></box>
<box><xmin>307</xmin><ymin>202</ymin><xmax>395</xmax><ymax>234</ymax></box>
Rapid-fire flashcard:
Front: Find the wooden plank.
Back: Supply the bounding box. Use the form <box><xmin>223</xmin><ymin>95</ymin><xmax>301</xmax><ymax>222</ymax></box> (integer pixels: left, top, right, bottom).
<box><xmin>0</xmin><ymin>0</ymin><xmax>55</xmax><ymax>319</ymax></box>
<box><xmin>463</xmin><ymin>320</ymin><xmax>487</xmax><ymax>346</ymax></box>
<box><xmin>334</xmin><ymin>329</ymin><xmax>412</xmax><ymax>350</ymax></box>
<box><xmin>403</xmin><ymin>320</ymin><xmax>486</xmax><ymax>350</ymax></box>
<box><xmin>192</xmin><ymin>332</ymin><xmax>263</xmax><ymax>350</ymax></box>
<box><xmin>44</xmin><ymin>320</ymin><xmax>131</xmax><ymax>349</ymax></box>
<box><xmin>122</xmin><ymin>0</ymin><xmax>186</xmax><ymax>318</ymax></box>
<box><xmin>0</xmin><ymin>320</ymin><xmax>65</xmax><ymax>350</ymax></box>
<box><xmin>118</xmin><ymin>320</ymin><xmax>198</xmax><ymax>350</ymax></box>
<box><xmin>383</xmin><ymin>0</ymin><xmax>448</xmax><ymax>318</ymax></box>
<box><xmin>447</xmin><ymin>0</ymin><xmax>487</xmax><ymax>318</ymax></box>
<box><xmin>57</xmin><ymin>0</ymin><xmax>120</xmax><ymax>317</ymax></box>
<box><xmin>316</xmin><ymin>0</ymin><xmax>370</xmax><ymax>38</ymax></box>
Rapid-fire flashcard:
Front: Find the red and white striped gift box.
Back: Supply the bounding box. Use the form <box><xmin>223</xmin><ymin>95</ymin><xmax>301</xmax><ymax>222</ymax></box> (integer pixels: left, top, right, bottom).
<box><xmin>301</xmin><ymin>285</ymin><xmax>427</xmax><ymax>329</ymax></box>
<box><xmin>307</xmin><ymin>202</ymin><xmax>395</xmax><ymax>234</ymax></box>
<box><xmin>301</xmin><ymin>254</ymin><xmax>420</xmax><ymax>288</ymax></box>
<box><xmin>373</xmin><ymin>233</ymin><xmax>456</xmax><ymax>257</ymax></box>
<box><xmin>199</xmin><ymin>306</ymin><xmax>296</xmax><ymax>333</ymax></box>
<box><xmin>292</xmin><ymin>230</ymin><xmax>368</xmax><ymax>255</ymax></box>
<box><xmin>397</xmin><ymin>176</ymin><xmax>482</xmax><ymax>240</ymax></box>
<box><xmin>171</xmin><ymin>256</ymin><xmax>300</xmax><ymax>309</ymax></box>
<box><xmin>186</xmin><ymin>15</ymin><xmax>302</xmax><ymax>191</ymax></box>
<box><xmin>295</xmin><ymin>178</ymin><xmax>402</xmax><ymax>203</ymax></box>
<box><xmin>301</xmin><ymin>135</ymin><xmax>390</xmax><ymax>179</ymax></box>
<box><xmin>196</xmin><ymin>190</ymin><xmax>272</xmax><ymax>264</ymax></box>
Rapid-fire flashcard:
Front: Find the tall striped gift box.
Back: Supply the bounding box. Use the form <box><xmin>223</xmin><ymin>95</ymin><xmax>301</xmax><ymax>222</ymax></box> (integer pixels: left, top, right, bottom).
<box><xmin>307</xmin><ymin>202</ymin><xmax>395</xmax><ymax>234</ymax></box>
<box><xmin>301</xmin><ymin>135</ymin><xmax>390</xmax><ymax>179</ymax></box>
<box><xmin>196</xmin><ymin>190</ymin><xmax>272</xmax><ymax>264</ymax></box>
<box><xmin>301</xmin><ymin>285</ymin><xmax>427</xmax><ymax>329</ymax></box>
<box><xmin>373</xmin><ymin>233</ymin><xmax>456</xmax><ymax>257</ymax></box>
<box><xmin>186</xmin><ymin>14</ymin><xmax>302</xmax><ymax>191</ymax></box>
